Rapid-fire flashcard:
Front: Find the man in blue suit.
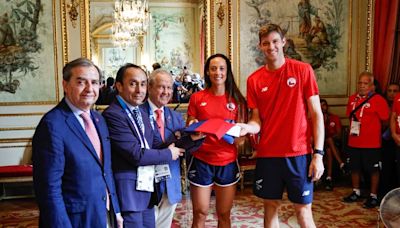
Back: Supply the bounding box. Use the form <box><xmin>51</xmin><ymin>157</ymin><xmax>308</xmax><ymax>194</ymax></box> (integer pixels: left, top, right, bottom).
<box><xmin>102</xmin><ymin>64</ymin><xmax>185</xmax><ymax>228</ymax></box>
<box><xmin>32</xmin><ymin>58</ymin><xmax>123</xmax><ymax>228</ymax></box>
<box><xmin>141</xmin><ymin>69</ymin><xmax>203</xmax><ymax>227</ymax></box>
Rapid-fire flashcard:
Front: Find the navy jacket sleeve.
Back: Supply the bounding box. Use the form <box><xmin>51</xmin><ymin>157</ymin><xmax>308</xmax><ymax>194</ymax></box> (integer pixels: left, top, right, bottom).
<box><xmin>32</xmin><ymin>117</ymin><xmax>72</xmax><ymax>228</ymax></box>
<box><xmin>103</xmin><ymin>102</ymin><xmax>172</xmax><ymax>166</ymax></box>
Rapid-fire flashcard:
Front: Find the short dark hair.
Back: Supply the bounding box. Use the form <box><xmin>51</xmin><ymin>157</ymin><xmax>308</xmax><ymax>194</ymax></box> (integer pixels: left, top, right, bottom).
<box><xmin>115</xmin><ymin>63</ymin><xmax>147</xmax><ymax>85</ymax></box>
<box><xmin>62</xmin><ymin>58</ymin><xmax>101</xmax><ymax>81</ymax></box>
<box><xmin>320</xmin><ymin>99</ymin><xmax>328</xmax><ymax>105</ymax></box>
<box><xmin>258</xmin><ymin>24</ymin><xmax>285</xmax><ymax>43</ymax></box>
<box><xmin>106</xmin><ymin>77</ymin><xmax>115</xmax><ymax>87</ymax></box>
<box><xmin>152</xmin><ymin>62</ymin><xmax>161</xmax><ymax>70</ymax></box>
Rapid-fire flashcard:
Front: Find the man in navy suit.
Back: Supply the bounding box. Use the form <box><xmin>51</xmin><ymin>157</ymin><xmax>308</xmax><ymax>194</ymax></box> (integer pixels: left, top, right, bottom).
<box><xmin>102</xmin><ymin>64</ymin><xmax>185</xmax><ymax>228</ymax></box>
<box><xmin>32</xmin><ymin>58</ymin><xmax>123</xmax><ymax>228</ymax></box>
<box><xmin>141</xmin><ymin>69</ymin><xmax>203</xmax><ymax>227</ymax></box>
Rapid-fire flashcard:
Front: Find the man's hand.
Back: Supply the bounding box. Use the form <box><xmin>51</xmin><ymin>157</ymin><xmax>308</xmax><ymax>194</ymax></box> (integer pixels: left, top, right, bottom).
<box><xmin>168</xmin><ymin>143</ymin><xmax>185</xmax><ymax>160</ymax></box>
<box><xmin>308</xmin><ymin>154</ymin><xmax>324</xmax><ymax>181</ymax></box>
<box><xmin>190</xmin><ymin>132</ymin><xmax>205</xmax><ymax>141</ymax></box>
<box><xmin>116</xmin><ymin>213</ymin><xmax>123</xmax><ymax>228</ymax></box>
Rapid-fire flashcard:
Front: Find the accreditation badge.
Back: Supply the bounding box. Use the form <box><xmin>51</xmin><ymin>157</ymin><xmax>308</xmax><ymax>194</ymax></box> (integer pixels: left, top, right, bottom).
<box><xmin>350</xmin><ymin>120</ymin><xmax>361</xmax><ymax>136</ymax></box>
<box><xmin>154</xmin><ymin>164</ymin><xmax>171</xmax><ymax>183</ymax></box>
<box><xmin>136</xmin><ymin>165</ymin><xmax>155</xmax><ymax>192</ymax></box>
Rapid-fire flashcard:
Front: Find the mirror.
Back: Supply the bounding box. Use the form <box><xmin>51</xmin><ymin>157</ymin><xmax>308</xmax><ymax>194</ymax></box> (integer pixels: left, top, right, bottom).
<box><xmin>89</xmin><ymin>0</ymin><xmax>204</xmax><ymax>84</ymax></box>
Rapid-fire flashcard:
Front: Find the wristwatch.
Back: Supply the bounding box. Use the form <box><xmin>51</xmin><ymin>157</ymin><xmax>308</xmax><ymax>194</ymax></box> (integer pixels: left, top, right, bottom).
<box><xmin>313</xmin><ymin>149</ymin><xmax>325</xmax><ymax>156</ymax></box>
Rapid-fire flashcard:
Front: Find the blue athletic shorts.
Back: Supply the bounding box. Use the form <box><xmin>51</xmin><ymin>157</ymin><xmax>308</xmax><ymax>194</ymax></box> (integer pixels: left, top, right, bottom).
<box><xmin>187</xmin><ymin>157</ymin><xmax>240</xmax><ymax>187</ymax></box>
<box><xmin>253</xmin><ymin>154</ymin><xmax>313</xmax><ymax>204</ymax></box>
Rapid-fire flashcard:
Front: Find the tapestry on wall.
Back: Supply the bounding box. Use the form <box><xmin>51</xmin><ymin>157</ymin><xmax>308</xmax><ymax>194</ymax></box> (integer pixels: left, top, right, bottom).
<box><xmin>240</xmin><ymin>0</ymin><xmax>351</xmax><ymax>96</ymax></box>
<box><xmin>0</xmin><ymin>0</ymin><xmax>58</xmax><ymax>105</ymax></box>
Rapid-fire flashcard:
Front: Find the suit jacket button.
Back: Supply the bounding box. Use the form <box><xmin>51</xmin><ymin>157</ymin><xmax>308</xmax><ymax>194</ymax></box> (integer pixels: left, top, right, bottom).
<box><xmin>103</xmin><ymin>196</ymin><xmax>107</xmax><ymax>201</ymax></box>
<box><xmin>103</xmin><ymin>173</ymin><xmax>106</xmax><ymax>177</ymax></box>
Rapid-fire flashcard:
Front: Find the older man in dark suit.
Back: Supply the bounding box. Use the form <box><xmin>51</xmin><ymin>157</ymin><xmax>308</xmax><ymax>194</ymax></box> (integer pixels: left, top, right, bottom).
<box><xmin>32</xmin><ymin>58</ymin><xmax>123</xmax><ymax>228</ymax></box>
<box><xmin>141</xmin><ymin>69</ymin><xmax>203</xmax><ymax>227</ymax></box>
<box><xmin>102</xmin><ymin>63</ymin><xmax>184</xmax><ymax>228</ymax></box>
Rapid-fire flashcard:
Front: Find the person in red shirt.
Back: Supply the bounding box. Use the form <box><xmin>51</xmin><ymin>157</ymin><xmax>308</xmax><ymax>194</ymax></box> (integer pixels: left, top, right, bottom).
<box><xmin>320</xmin><ymin>99</ymin><xmax>346</xmax><ymax>190</ymax></box>
<box><xmin>237</xmin><ymin>24</ymin><xmax>324</xmax><ymax>228</ymax></box>
<box><xmin>390</xmin><ymin>91</ymin><xmax>400</xmax><ymax>190</ymax></box>
<box><xmin>343</xmin><ymin>72</ymin><xmax>389</xmax><ymax>208</ymax></box>
<box><xmin>186</xmin><ymin>53</ymin><xmax>247</xmax><ymax>227</ymax></box>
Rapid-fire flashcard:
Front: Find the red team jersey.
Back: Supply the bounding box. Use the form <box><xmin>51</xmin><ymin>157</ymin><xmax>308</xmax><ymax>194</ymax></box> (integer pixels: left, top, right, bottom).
<box><xmin>325</xmin><ymin>114</ymin><xmax>341</xmax><ymax>138</ymax></box>
<box><xmin>247</xmin><ymin>58</ymin><xmax>319</xmax><ymax>158</ymax></box>
<box><xmin>187</xmin><ymin>89</ymin><xmax>238</xmax><ymax>166</ymax></box>
<box><xmin>346</xmin><ymin>93</ymin><xmax>389</xmax><ymax>148</ymax></box>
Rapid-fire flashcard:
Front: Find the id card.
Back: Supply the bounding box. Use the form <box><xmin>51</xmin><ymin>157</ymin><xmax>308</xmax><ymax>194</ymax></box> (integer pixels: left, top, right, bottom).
<box><xmin>136</xmin><ymin>165</ymin><xmax>155</xmax><ymax>192</ymax></box>
<box><xmin>155</xmin><ymin>164</ymin><xmax>171</xmax><ymax>183</ymax></box>
<box><xmin>350</xmin><ymin>120</ymin><xmax>361</xmax><ymax>136</ymax></box>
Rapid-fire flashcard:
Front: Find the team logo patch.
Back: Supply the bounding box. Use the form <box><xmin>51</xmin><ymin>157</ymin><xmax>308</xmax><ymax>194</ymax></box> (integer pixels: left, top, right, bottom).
<box><xmin>226</xmin><ymin>102</ymin><xmax>236</xmax><ymax>111</ymax></box>
<box><xmin>200</xmin><ymin>102</ymin><xmax>207</xmax><ymax>106</ymax></box>
<box><xmin>287</xmin><ymin>77</ymin><xmax>297</xmax><ymax>87</ymax></box>
<box><xmin>302</xmin><ymin>190</ymin><xmax>310</xmax><ymax>196</ymax></box>
<box><xmin>261</xmin><ymin>86</ymin><xmax>268</xmax><ymax>92</ymax></box>
<box><xmin>364</xmin><ymin>103</ymin><xmax>370</xmax><ymax>108</ymax></box>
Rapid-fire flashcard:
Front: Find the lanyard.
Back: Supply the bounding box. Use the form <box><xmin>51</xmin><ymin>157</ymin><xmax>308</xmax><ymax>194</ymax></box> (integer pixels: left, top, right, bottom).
<box><xmin>116</xmin><ymin>96</ymin><xmax>149</xmax><ymax>149</ymax></box>
<box><xmin>350</xmin><ymin>93</ymin><xmax>376</xmax><ymax>121</ymax></box>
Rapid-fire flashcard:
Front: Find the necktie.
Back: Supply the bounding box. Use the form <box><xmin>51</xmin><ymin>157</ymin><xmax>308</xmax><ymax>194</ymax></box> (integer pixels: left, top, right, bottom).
<box><xmin>155</xmin><ymin>109</ymin><xmax>164</xmax><ymax>141</ymax></box>
<box><xmin>132</xmin><ymin>107</ymin><xmax>144</xmax><ymax>134</ymax></box>
<box><xmin>80</xmin><ymin>112</ymin><xmax>109</xmax><ymax>210</ymax></box>
<box><xmin>80</xmin><ymin>112</ymin><xmax>102</xmax><ymax>161</ymax></box>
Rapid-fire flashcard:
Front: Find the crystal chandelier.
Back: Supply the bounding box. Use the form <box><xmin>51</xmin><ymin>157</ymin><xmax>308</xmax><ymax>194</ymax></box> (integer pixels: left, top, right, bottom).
<box><xmin>113</xmin><ymin>0</ymin><xmax>150</xmax><ymax>48</ymax></box>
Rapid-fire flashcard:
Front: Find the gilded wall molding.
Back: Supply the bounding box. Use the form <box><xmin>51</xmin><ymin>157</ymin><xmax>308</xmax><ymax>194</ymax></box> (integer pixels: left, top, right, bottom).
<box><xmin>0</xmin><ymin>113</ymin><xmax>45</xmax><ymax>117</ymax></box>
<box><xmin>62</xmin><ymin>0</ymin><xmax>69</xmax><ymax>65</ymax></box>
<box><xmin>227</xmin><ymin>0</ymin><xmax>232</xmax><ymax>61</ymax></box>
<box><xmin>67</xmin><ymin>0</ymin><xmax>80</xmax><ymax>28</ymax></box>
<box><xmin>0</xmin><ymin>138</ymin><xmax>32</xmax><ymax>144</ymax></box>
<box><xmin>366</xmin><ymin>0</ymin><xmax>374</xmax><ymax>72</ymax></box>
<box><xmin>80</xmin><ymin>0</ymin><xmax>90</xmax><ymax>58</ymax></box>
<box><xmin>54</xmin><ymin>0</ymin><xmax>61</xmax><ymax>102</ymax></box>
<box><xmin>235</xmin><ymin>0</ymin><xmax>240</xmax><ymax>86</ymax></box>
<box><xmin>0</xmin><ymin>145</ymin><xmax>32</xmax><ymax>149</ymax></box>
<box><xmin>216</xmin><ymin>0</ymin><xmax>225</xmax><ymax>28</ymax></box>
<box><xmin>210</xmin><ymin>0</ymin><xmax>215</xmax><ymax>55</ymax></box>
<box><xmin>0</xmin><ymin>127</ymin><xmax>36</xmax><ymax>131</ymax></box>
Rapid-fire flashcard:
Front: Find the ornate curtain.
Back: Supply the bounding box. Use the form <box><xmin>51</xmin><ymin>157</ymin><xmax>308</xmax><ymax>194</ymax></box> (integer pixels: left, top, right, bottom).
<box><xmin>373</xmin><ymin>0</ymin><xmax>400</xmax><ymax>91</ymax></box>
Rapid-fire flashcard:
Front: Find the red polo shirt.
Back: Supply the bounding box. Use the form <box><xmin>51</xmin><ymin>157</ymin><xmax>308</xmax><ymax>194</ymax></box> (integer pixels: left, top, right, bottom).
<box><xmin>346</xmin><ymin>93</ymin><xmax>389</xmax><ymax>148</ymax></box>
<box><xmin>247</xmin><ymin>58</ymin><xmax>319</xmax><ymax>158</ymax></box>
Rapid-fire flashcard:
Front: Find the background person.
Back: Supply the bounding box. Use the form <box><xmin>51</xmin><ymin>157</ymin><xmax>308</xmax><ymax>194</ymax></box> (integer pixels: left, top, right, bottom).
<box><xmin>343</xmin><ymin>72</ymin><xmax>389</xmax><ymax>208</ymax></box>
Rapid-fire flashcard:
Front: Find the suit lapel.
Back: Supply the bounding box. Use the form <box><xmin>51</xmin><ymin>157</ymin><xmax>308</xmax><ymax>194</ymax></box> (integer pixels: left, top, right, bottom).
<box><xmin>164</xmin><ymin>108</ymin><xmax>173</xmax><ymax>139</ymax></box>
<box><xmin>116</xmin><ymin>102</ymin><xmax>143</xmax><ymax>144</ymax></box>
<box><xmin>62</xmin><ymin>101</ymin><xmax>102</xmax><ymax>166</ymax></box>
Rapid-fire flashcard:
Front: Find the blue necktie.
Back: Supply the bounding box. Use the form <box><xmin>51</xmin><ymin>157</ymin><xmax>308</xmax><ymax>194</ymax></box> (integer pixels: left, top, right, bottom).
<box><xmin>132</xmin><ymin>107</ymin><xmax>144</xmax><ymax>134</ymax></box>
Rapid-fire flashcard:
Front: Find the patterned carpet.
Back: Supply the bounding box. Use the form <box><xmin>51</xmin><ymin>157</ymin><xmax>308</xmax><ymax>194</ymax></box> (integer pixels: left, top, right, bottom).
<box><xmin>0</xmin><ymin>186</ymin><xmax>382</xmax><ymax>228</ymax></box>
<box><xmin>172</xmin><ymin>186</ymin><xmax>381</xmax><ymax>227</ymax></box>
